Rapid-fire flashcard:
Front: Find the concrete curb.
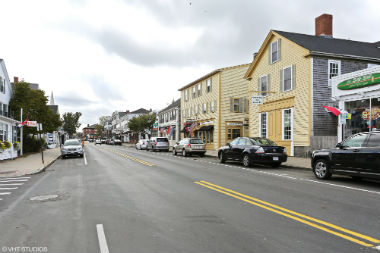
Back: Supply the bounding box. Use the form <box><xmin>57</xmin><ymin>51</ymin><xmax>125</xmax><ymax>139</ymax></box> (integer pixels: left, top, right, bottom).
<box><xmin>26</xmin><ymin>154</ymin><xmax>61</xmax><ymax>176</ymax></box>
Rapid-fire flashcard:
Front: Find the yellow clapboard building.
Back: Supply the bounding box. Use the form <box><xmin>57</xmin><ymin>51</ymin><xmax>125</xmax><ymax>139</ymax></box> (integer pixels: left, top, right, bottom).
<box><xmin>179</xmin><ymin>64</ymin><xmax>250</xmax><ymax>150</ymax></box>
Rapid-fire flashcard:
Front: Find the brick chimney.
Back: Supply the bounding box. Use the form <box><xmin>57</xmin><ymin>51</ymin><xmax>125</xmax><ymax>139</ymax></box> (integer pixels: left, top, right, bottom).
<box><xmin>315</xmin><ymin>14</ymin><xmax>333</xmax><ymax>37</ymax></box>
<box><xmin>14</xmin><ymin>76</ymin><xmax>19</xmax><ymax>83</ymax></box>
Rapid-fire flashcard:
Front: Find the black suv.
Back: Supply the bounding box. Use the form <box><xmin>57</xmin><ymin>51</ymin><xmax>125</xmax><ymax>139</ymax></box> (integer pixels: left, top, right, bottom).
<box><xmin>312</xmin><ymin>131</ymin><xmax>380</xmax><ymax>180</ymax></box>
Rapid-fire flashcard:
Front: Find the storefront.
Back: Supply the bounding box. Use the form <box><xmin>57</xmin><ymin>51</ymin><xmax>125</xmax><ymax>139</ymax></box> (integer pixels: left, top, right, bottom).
<box><xmin>332</xmin><ymin>66</ymin><xmax>380</xmax><ymax>142</ymax></box>
<box><xmin>225</xmin><ymin>121</ymin><xmax>243</xmax><ymax>143</ymax></box>
<box><xmin>194</xmin><ymin>120</ymin><xmax>214</xmax><ymax>149</ymax></box>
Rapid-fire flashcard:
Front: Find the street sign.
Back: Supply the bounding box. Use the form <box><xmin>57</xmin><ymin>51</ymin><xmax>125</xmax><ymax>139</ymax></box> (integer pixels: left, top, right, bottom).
<box><xmin>251</xmin><ymin>96</ymin><xmax>264</xmax><ymax>105</ymax></box>
<box><xmin>27</xmin><ymin>121</ymin><xmax>37</xmax><ymax>127</ymax></box>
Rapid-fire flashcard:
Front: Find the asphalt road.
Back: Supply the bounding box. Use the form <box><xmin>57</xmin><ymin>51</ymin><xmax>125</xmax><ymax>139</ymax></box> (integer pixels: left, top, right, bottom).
<box><xmin>0</xmin><ymin>143</ymin><xmax>379</xmax><ymax>253</ymax></box>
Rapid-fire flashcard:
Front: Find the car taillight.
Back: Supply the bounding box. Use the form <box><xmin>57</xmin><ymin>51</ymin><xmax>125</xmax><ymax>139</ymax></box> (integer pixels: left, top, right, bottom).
<box><xmin>255</xmin><ymin>147</ymin><xmax>265</xmax><ymax>154</ymax></box>
<box><xmin>142</xmin><ymin>142</ymin><xmax>144</xmax><ymax>145</ymax></box>
<box><xmin>187</xmin><ymin>144</ymin><xmax>191</xmax><ymax>148</ymax></box>
<box><xmin>155</xmin><ymin>142</ymin><xmax>157</xmax><ymax>145</ymax></box>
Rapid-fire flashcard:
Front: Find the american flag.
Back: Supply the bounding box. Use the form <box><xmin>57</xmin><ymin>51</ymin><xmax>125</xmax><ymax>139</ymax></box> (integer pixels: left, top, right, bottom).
<box><xmin>188</xmin><ymin>122</ymin><xmax>197</xmax><ymax>135</ymax></box>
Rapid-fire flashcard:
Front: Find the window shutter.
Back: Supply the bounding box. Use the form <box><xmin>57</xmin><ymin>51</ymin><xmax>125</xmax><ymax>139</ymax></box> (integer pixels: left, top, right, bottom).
<box><xmin>239</xmin><ymin>98</ymin><xmax>243</xmax><ymax>113</ymax></box>
<box><xmin>280</xmin><ymin>69</ymin><xmax>284</xmax><ymax>92</ymax></box>
<box><xmin>214</xmin><ymin>100</ymin><xmax>217</xmax><ymax>112</ymax></box>
<box><xmin>277</xmin><ymin>39</ymin><xmax>281</xmax><ymax>62</ymax></box>
<box><xmin>258</xmin><ymin>77</ymin><xmax>261</xmax><ymax>92</ymax></box>
<box><xmin>243</xmin><ymin>98</ymin><xmax>247</xmax><ymax>113</ymax></box>
<box><xmin>267</xmin><ymin>74</ymin><xmax>271</xmax><ymax>93</ymax></box>
<box><xmin>210</xmin><ymin>78</ymin><xmax>212</xmax><ymax>92</ymax></box>
<box><xmin>268</xmin><ymin>45</ymin><xmax>272</xmax><ymax>65</ymax></box>
<box><xmin>292</xmin><ymin>64</ymin><xmax>296</xmax><ymax>90</ymax></box>
<box><xmin>230</xmin><ymin>97</ymin><xmax>233</xmax><ymax>112</ymax></box>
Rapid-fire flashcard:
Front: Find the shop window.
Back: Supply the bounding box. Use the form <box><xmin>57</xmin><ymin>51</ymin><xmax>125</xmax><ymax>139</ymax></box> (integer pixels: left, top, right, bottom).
<box><xmin>233</xmin><ymin>98</ymin><xmax>240</xmax><ymax>112</ymax></box>
<box><xmin>260</xmin><ymin>113</ymin><xmax>267</xmax><ymax>138</ymax></box>
<box><xmin>227</xmin><ymin>129</ymin><xmax>232</xmax><ymax>140</ymax></box>
<box><xmin>282</xmin><ymin>109</ymin><xmax>292</xmax><ymax>140</ymax></box>
<box><xmin>210</xmin><ymin>130</ymin><xmax>214</xmax><ymax>143</ymax></box>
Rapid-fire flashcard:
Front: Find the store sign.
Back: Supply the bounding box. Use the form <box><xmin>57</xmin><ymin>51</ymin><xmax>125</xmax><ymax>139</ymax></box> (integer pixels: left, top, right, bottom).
<box><xmin>227</xmin><ymin>122</ymin><xmax>243</xmax><ymax>126</ymax></box>
<box><xmin>337</xmin><ymin>73</ymin><xmax>380</xmax><ymax>90</ymax></box>
<box><xmin>251</xmin><ymin>96</ymin><xmax>263</xmax><ymax>105</ymax></box>
<box><xmin>200</xmin><ymin>121</ymin><xmax>213</xmax><ymax>126</ymax></box>
<box><xmin>27</xmin><ymin>121</ymin><xmax>37</xmax><ymax>127</ymax></box>
<box><xmin>362</xmin><ymin>107</ymin><xmax>380</xmax><ymax>120</ymax></box>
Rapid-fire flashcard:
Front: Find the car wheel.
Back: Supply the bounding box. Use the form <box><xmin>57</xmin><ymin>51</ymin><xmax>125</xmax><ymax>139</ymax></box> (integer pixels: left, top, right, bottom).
<box><xmin>173</xmin><ymin>149</ymin><xmax>177</xmax><ymax>156</ymax></box>
<box><xmin>351</xmin><ymin>176</ymin><xmax>362</xmax><ymax>181</ymax></box>
<box><xmin>80</xmin><ymin>154</ymin><xmax>84</xmax><ymax>158</ymax></box>
<box><xmin>199</xmin><ymin>153</ymin><xmax>205</xmax><ymax>157</ymax></box>
<box><xmin>182</xmin><ymin>149</ymin><xmax>187</xmax><ymax>157</ymax></box>
<box><xmin>313</xmin><ymin>159</ymin><xmax>332</xmax><ymax>180</ymax></box>
<box><xmin>62</xmin><ymin>155</ymin><xmax>66</xmax><ymax>159</ymax></box>
<box><xmin>219</xmin><ymin>152</ymin><xmax>226</xmax><ymax>163</ymax></box>
<box><xmin>271</xmin><ymin>162</ymin><xmax>281</xmax><ymax>168</ymax></box>
<box><xmin>242</xmin><ymin>154</ymin><xmax>252</xmax><ymax>167</ymax></box>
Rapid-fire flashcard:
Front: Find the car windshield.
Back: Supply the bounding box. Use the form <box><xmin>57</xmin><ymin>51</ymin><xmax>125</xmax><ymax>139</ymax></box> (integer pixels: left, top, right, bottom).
<box><xmin>250</xmin><ymin>138</ymin><xmax>277</xmax><ymax>146</ymax></box>
<box><xmin>64</xmin><ymin>140</ymin><xmax>80</xmax><ymax>146</ymax></box>
<box><xmin>190</xmin><ymin>139</ymin><xmax>204</xmax><ymax>144</ymax></box>
<box><xmin>157</xmin><ymin>138</ymin><xmax>168</xmax><ymax>142</ymax></box>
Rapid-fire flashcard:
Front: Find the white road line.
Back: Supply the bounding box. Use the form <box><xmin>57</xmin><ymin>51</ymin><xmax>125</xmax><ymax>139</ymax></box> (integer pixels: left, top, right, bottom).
<box><xmin>0</xmin><ymin>179</ymin><xmax>28</xmax><ymax>183</ymax></box>
<box><xmin>96</xmin><ymin>224</ymin><xmax>110</xmax><ymax>253</ymax></box>
<box><xmin>0</xmin><ymin>187</ymin><xmax>18</xmax><ymax>190</ymax></box>
<box><xmin>0</xmin><ymin>192</ymin><xmax>11</xmax><ymax>195</ymax></box>
<box><xmin>0</xmin><ymin>183</ymin><xmax>24</xmax><ymax>186</ymax></box>
<box><xmin>3</xmin><ymin>177</ymin><xmax>30</xmax><ymax>180</ymax></box>
<box><xmin>84</xmin><ymin>153</ymin><xmax>88</xmax><ymax>165</ymax></box>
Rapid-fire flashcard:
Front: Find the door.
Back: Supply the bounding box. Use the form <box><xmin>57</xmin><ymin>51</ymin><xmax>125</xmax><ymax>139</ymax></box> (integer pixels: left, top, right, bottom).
<box><xmin>268</xmin><ymin>109</ymin><xmax>292</xmax><ymax>156</ymax></box>
<box><xmin>225</xmin><ymin>138</ymin><xmax>239</xmax><ymax>160</ymax></box>
<box><xmin>361</xmin><ymin>133</ymin><xmax>380</xmax><ymax>178</ymax></box>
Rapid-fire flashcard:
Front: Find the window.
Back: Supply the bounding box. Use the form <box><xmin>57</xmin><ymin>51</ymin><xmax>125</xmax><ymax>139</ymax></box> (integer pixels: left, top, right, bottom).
<box><xmin>259</xmin><ymin>75</ymin><xmax>269</xmax><ymax>96</ymax></box>
<box><xmin>343</xmin><ymin>134</ymin><xmax>368</xmax><ymax>148</ymax></box>
<box><xmin>197</xmin><ymin>84</ymin><xmax>201</xmax><ymax>96</ymax></box>
<box><xmin>227</xmin><ymin>128</ymin><xmax>241</xmax><ymax>140</ymax></box>
<box><xmin>194</xmin><ymin>105</ymin><xmax>198</xmax><ymax>115</ymax></box>
<box><xmin>365</xmin><ymin>134</ymin><xmax>380</xmax><ymax>147</ymax></box>
<box><xmin>283</xmin><ymin>66</ymin><xmax>292</xmax><ymax>92</ymax></box>
<box><xmin>328</xmin><ymin>60</ymin><xmax>341</xmax><ymax>79</ymax></box>
<box><xmin>260</xmin><ymin>113</ymin><xmax>267</xmax><ymax>138</ymax></box>
<box><xmin>203</xmin><ymin>103</ymin><xmax>207</xmax><ymax>113</ymax></box>
<box><xmin>282</xmin><ymin>109</ymin><xmax>292</xmax><ymax>140</ymax></box>
<box><xmin>184</xmin><ymin>90</ymin><xmax>188</xmax><ymax>101</ymax></box>
<box><xmin>271</xmin><ymin>40</ymin><xmax>278</xmax><ymax>63</ymax></box>
<box><xmin>192</xmin><ymin>87</ymin><xmax>196</xmax><ymax>98</ymax></box>
<box><xmin>233</xmin><ymin>98</ymin><xmax>240</xmax><ymax>112</ymax></box>
<box><xmin>211</xmin><ymin>101</ymin><xmax>216</xmax><ymax>112</ymax></box>
<box><xmin>0</xmin><ymin>123</ymin><xmax>3</xmax><ymax>141</ymax></box>
<box><xmin>206</xmin><ymin>78</ymin><xmax>212</xmax><ymax>93</ymax></box>
<box><xmin>230</xmin><ymin>138</ymin><xmax>239</xmax><ymax>145</ymax></box>
<box><xmin>0</xmin><ymin>76</ymin><xmax>4</xmax><ymax>93</ymax></box>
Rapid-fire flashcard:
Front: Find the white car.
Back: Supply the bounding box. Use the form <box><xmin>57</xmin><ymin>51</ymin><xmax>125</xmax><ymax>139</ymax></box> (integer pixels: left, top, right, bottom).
<box><xmin>136</xmin><ymin>139</ymin><xmax>148</xmax><ymax>150</ymax></box>
<box><xmin>95</xmin><ymin>139</ymin><xmax>102</xmax><ymax>145</ymax></box>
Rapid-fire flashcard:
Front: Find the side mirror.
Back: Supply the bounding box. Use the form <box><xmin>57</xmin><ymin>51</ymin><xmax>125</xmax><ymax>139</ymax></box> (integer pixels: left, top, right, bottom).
<box><xmin>176</xmin><ymin>142</ymin><xmax>179</xmax><ymax>145</ymax></box>
<box><xmin>336</xmin><ymin>142</ymin><xmax>343</xmax><ymax>149</ymax></box>
<box><xmin>226</xmin><ymin>142</ymin><xmax>230</xmax><ymax>147</ymax></box>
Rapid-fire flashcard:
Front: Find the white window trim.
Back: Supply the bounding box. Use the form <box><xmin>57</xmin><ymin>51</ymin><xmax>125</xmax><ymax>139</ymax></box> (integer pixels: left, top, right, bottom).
<box><xmin>258</xmin><ymin>112</ymin><xmax>268</xmax><ymax>138</ymax></box>
<box><xmin>282</xmin><ymin>65</ymin><xmax>293</xmax><ymax>92</ymax></box>
<box><xmin>281</xmin><ymin>108</ymin><xmax>293</xmax><ymax>141</ymax></box>
<box><xmin>271</xmin><ymin>40</ymin><xmax>278</xmax><ymax>64</ymax></box>
<box><xmin>328</xmin><ymin>60</ymin><xmax>341</xmax><ymax>87</ymax></box>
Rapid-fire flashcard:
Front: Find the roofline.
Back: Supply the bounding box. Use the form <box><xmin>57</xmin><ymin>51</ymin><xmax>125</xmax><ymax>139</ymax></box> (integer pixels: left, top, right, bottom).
<box><xmin>178</xmin><ymin>63</ymin><xmax>250</xmax><ymax>91</ymax></box>
<box><xmin>307</xmin><ymin>51</ymin><xmax>380</xmax><ymax>62</ymax></box>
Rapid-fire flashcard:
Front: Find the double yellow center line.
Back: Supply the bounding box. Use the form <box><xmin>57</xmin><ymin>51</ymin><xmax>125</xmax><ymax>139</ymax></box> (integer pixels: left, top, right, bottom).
<box><xmin>195</xmin><ymin>180</ymin><xmax>380</xmax><ymax>248</ymax></box>
<box><xmin>101</xmin><ymin>147</ymin><xmax>154</xmax><ymax>166</ymax></box>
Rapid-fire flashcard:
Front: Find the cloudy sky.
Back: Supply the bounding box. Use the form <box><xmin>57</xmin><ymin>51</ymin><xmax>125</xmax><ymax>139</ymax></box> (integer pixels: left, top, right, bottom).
<box><xmin>0</xmin><ymin>0</ymin><xmax>379</xmax><ymax>128</ymax></box>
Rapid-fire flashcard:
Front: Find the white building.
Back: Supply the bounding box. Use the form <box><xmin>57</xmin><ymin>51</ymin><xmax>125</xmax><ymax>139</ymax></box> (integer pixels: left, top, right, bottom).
<box><xmin>157</xmin><ymin>99</ymin><xmax>181</xmax><ymax>147</ymax></box>
<box><xmin>0</xmin><ymin>59</ymin><xmax>18</xmax><ymax>160</ymax></box>
<box><xmin>120</xmin><ymin>108</ymin><xmax>151</xmax><ymax>143</ymax></box>
<box><xmin>332</xmin><ymin>65</ymin><xmax>380</xmax><ymax>142</ymax></box>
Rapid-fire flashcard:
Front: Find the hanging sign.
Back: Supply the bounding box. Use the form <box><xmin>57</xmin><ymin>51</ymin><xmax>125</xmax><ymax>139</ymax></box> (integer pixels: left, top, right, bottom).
<box><xmin>27</xmin><ymin>121</ymin><xmax>37</xmax><ymax>127</ymax></box>
<box><xmin>337</xmin><ymin>73</ymin><xmax>380</xmax><ymax>90</ymax></box>
<box><xmin>251</xmin><ymin>96</ymin><xmax>263</xmax><ymax>105</ymax></box>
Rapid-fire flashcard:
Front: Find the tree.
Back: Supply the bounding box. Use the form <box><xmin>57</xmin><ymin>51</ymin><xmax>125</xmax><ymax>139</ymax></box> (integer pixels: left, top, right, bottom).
<box><xmin>128</xmin><ymin>113</ymin><xmax>156</xmax><ymax>137</ymax></box>
<box><xmin>62</xmin><ymin>112</ymin><xmax>82</xmax><ymax>138</ymax></box>
<box><xmin>94</xmin><ymin>124</ymin><xmax>104</xmax><ymax>137</ymax></box>
<box><xmin>9</xmin><ymin>82</ymin><xmax>61</xmax><ymax>137</ymax></box>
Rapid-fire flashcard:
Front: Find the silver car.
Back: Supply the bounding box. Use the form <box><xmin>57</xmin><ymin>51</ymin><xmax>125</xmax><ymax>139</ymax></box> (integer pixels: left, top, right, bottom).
<box><xmin>136</xmin><ymin>139</ymin><xmax>148</xmax><ymax>150</ymax></box>
<box><xmin>173</xmin><ymin>138</ymin><xmax>206</xmax><ymax>157</ymax></box>
<box><xmin>147</xmin><ymin>137</ymin><xmax>169</xmax><ymax>152</ymax></box>
<box><xmin>61</xmin><ymin>139</ymin><xmax>84</xmax><ymax>159</ymax></box>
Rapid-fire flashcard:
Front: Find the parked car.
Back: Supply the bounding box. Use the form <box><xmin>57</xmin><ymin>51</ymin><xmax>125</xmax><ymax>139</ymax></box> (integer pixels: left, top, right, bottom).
<box><xmin>61</xmin><ymin>139</ymin><xmax>84</xmax><ymax>159</ymax></box>
<box><xmin>114</xmin><ymin>139</ymin><xmax>122</xmax><ymax>145</ymax></box>
<box><xmin>172</xmin><ymin>138</ymin><xmax>206</xmax><ymax>157</ymax></box>
<box><xmin>136</xmin><ymin>139</ymin><xmax>148</xmax><ymax>150</ymax></box>
<box><xmin>101</xmin><ymin>139</ymin><xmax>106</xmax><ymax>144</ymax></box>
<box><xmin>95</xmin><ymin>139</ymin><xmax>101</xmax><ymax>145</ymax></box>
<box><xmin>312</xmin><ymin>131</ymin><xmax>380</xmax><ymax>180</ymax></box>
<box><xmin>218</xmin><ymin>137</ymin><xmax>287</xmax><ymax>167</ymax></box>
<box><xmin>146</xmin><ymin>137</ymin><xmax>169</xmax><ymax>152</ymax></box>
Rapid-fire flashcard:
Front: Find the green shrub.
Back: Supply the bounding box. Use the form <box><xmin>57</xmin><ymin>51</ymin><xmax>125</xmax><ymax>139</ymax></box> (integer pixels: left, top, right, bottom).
<box><xmin>23</xmin><ymin>135</ymin><xmax>46</xmax><ymax>153</ymax></box>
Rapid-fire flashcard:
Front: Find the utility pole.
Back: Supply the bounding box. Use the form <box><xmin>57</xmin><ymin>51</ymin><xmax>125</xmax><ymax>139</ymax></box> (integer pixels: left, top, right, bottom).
<box><xmin>20</xmin><ymin>108</ymin><xmax>23</xmax><ymax>156</ymax></box>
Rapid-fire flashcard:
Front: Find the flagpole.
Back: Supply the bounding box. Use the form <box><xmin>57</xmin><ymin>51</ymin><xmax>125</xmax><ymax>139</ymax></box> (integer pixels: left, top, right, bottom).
<box><xmin>20</xmin><ymin>108</ymin><xmax>23</xmax><ymax>157</ymax></box>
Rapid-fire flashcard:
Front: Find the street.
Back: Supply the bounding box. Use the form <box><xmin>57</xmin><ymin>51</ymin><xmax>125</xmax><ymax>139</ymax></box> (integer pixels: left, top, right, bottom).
<box><xmin>0</xmin><ymin>143</ymin><xmax>379</xmax><ymax>253</ymax></box>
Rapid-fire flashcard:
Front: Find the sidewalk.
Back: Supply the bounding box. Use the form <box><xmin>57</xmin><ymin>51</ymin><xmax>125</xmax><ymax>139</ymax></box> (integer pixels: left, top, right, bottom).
<box><xmin>0</xmin><ymin>147</ymin><xmax>61</xmax><ymax>177</ymax></box>
<box><xmin>205</xmin><ymin>149</ymin><xmax>311</xmax><ymax>170</ymax></box>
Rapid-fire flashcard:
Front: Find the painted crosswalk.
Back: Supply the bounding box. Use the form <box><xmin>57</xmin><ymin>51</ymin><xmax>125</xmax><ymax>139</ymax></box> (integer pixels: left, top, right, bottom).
<box><xmin>0</xmin><ymin>176</ymin><xmax>31</xmax><ymax>201</ymax></box>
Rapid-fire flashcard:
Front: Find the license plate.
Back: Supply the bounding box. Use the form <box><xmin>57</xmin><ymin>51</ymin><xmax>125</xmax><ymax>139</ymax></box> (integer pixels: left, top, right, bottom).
<box><xmin>273</xmin><ymin>157</ymin><xmax>279</xmax><ymax>161</ymax></box>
